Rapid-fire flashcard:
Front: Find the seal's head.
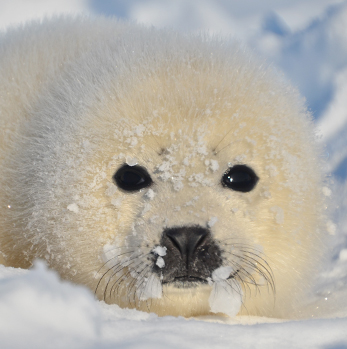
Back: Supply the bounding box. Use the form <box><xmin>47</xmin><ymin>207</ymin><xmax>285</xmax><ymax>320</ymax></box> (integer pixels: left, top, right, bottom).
<box><xmin>1</xmin><ymin>21</ymin><xmax>325</xmax><ymax>318</ymax></box>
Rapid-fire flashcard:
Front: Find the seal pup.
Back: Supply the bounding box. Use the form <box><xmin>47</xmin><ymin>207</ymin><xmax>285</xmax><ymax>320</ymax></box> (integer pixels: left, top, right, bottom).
<box><xmin>0</xmin><ymin>17</ymin><xmax>326</xmax><ymax>318</ymax></box>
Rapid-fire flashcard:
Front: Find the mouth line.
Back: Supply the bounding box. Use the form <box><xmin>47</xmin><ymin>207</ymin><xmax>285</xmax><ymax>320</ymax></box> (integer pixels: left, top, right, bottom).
<box><xmin>175</xmin><ymin>276</ymin><xmax>207</xmax><ymax>282</ymax></box>
<box><xmin>162</xmin><ymin>271</ymin><xmax>237</xmax><ymax>286</ymax></box>
<box><xmin>163</xmin><ymin>275</ymin><xmax>208</xmax><ymax>287</ymax></box>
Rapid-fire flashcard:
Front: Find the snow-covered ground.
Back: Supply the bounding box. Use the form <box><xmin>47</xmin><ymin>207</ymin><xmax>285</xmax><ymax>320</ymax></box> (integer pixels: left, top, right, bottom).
<box><xmin>2</xmin><ymin>262</ymin><xmax>347</xmax><ymax>349</ymax></box>
<box><xmin>1</xmin><ymin>0</ymin><xmax>347</xmax><ymax>347</ymax></box>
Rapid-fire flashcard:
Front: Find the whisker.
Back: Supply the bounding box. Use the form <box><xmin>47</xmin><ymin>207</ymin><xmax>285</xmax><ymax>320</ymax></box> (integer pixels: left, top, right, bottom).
<box><xmin>136</xmin><ymin>268</ymin><xmax>153</xmax><ymax>305</ymax></box>
<box><xmin>225</xmin><ymin>278</ymin><xmax>250</xmax><ymax>314</ymax></box>
<box><xmin>212</xmin><ymin>127</ymin><xmax>234</xmax><ymax>154</ymax></box>
<box><xmin>95</xmin><ymin>249</ymin><xmax>138</xmax><ymax>276</ymax></box>
<box><xmin>223</xmin><ymin>249</ymin><xmax>275</xmax><ymax>298</ymax></box>
<box><xmin>128</xmin><ymin>264</ymin><xmax>152</xmax><ymax>305</ymax></box>
<box><xmin>134</xmin><ymin>266</ymin><xmax>153</xmax><ymax>307</ymax></box>
<box><xmin>115</xmin><ymin>257</ymin><xmax>152</xmax><ymax>300</ymax></box>
<box><xmin>225</xmin><ymin>256</ymin><xmax>260</xmax><ymax>295</ymax></box>
<box><xmin>240</xmin><ymin>250</ymin><xmax>275</xmax><ymax>291</ymax></box>
<box><xmin>112</xmin><ymin>268</ymin><xmax>135</xmax><ymax>300</ymax></box>
<box><xmin>237</xmin><ymin>252</ymin><xmax>275</xmax><ymax>293</ymax></box>
<box><xmin>95</xmin><ymin>263</ymin><xmax>121</xmax><ymax>297</ymax></box>
<box><xmin>214</xmin><ymin>141</ymin><xmax>236</xmax><ymax>155</ymax></box>
<box><xmin>95</xmin><ymin>252</ymin><xmax>145</xmax><ymax>299</ymax></box>
<box><xmin>228</xmin><ymin>262</ymin><xmax>258</xmax><ymax>294</ymax></box>
<box><xmin>108</xmin><ymin>254</ymin><xmax>146</xmax><ymax>298</ymax></box>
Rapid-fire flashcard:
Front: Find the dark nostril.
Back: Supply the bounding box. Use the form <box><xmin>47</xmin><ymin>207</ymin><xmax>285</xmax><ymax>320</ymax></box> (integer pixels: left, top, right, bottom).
<box><xmin>164</xmin><ymin>226</ymin><xmax>210</xmax><ymax>261</ymax></box>
<box><xmin>167</xmin><ymin>232</ymin><xmax>184</xmax><ymax>255</ymax></box>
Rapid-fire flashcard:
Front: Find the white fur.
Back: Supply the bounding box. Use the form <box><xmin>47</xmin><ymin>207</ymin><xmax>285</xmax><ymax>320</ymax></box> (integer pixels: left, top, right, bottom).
<box><xmin>0</xmin><ymin>17</ymin><xmax>326</xmax><ymax>318</ymax></box>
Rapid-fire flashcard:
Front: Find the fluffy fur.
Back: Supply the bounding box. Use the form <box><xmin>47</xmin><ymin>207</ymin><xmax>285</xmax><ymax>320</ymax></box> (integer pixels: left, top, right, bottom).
<box><xmin>0</xmin><ymin>17</ymin><xmax>326</xmax><ymax>318</ymax></box>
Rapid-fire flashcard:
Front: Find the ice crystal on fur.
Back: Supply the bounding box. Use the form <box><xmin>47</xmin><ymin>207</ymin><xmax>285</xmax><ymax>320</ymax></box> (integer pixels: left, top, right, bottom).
<box><xmin>152</xmin><ymin>246</ymin><xmax>167</xmax><ymax>269</ymax></box>
<box><xmin>209</xmin><ymin>280</ymin><xmax>243</xmax><ymax>317</ymax></box>
<box><xmin>270</xmin><ymin>206</ymin><xmax>285</xmax><ymax>225</ymax></box>
<box><xmin>126</xmin><ymin>158</ymin><xmax>138</xmax><ymax>166</ymax></box>
<box><xmin>152</xmin><ymin>246</ymin><xmax>167</xmax><ymax>257</ymax></box>
<box><xmin>207</xmin><ymin>217</ymin><xmax>218</xmax><ymax>228</ymax></box>
<box><xmin>212</xmin><ymin>266</ymin><xmax>234</xmax><ymax>282</ymax></box>
<box><xmin>156</xmin><ymin>257</ymin><xmax>165</xmax><ymax>268</ymax></box>
<box><xmin>209</xmin><ymin>266</ymin><xmax>242</xmax><ymax>317</ymax></box>
<box><xmin>145</xmin><ymin>189</ymin><xmax>156</xmax><ymax>200</ymax></box>
<box><xmin>67</xmin><ymin>203</ymin><xmax>79</xmax><ymax>214</ymax></box>
<box><xmin>137</xmin><ymin>274</ymin><xmax>162</xmax><ymax>301</ymax></box>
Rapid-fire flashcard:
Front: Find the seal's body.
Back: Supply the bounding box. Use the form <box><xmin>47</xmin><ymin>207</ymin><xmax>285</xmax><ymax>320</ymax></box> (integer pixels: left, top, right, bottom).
<box><xmin>0</xmin><ymin>17</ymin><xmax>325</xmax><ymax>318</ymax></box>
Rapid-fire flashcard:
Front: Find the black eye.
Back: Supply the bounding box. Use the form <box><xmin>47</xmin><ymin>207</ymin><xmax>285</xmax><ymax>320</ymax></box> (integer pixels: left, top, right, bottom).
<box><xmin>113</xmin><ymin>164</ymin><xmax>152</xmax><ymax>192</ymax></box>
<box><xmin>221</xmin><ymin>165</ymin><xmax>258</xmax><ymax>192</ymax></box>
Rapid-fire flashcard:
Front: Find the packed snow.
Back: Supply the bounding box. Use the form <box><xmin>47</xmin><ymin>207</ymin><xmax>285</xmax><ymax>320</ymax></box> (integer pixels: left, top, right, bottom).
<box><xmin>152</xmin><ymin>245</ymin><xmax>167</xmax><ymax>268</ymax></box>
<box><xmin>208</xmin><ymin>266</ymin><xmax>242</xmax><ymax>317</ymax></box>
<box><xmin>1</xmin><ymin>0</ymin><xmax>347</xmax><ymax>347</ymax></box>
<box><xmin>2</xmin><ymin>263</ymin><xmax>347</xmax><ymax>348</ymax></box>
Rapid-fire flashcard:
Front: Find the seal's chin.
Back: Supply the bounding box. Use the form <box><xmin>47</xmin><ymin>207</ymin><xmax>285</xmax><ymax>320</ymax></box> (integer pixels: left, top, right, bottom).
<box><xmin>163</xmin><ymin>276</ymin><xmax>208</xmax><ymax>289</ymax></box>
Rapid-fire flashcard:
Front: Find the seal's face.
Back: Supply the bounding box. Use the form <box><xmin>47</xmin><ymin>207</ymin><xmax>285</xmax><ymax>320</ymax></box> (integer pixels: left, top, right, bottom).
<box><xmin>1</xmin><ymin>33</ymin><xmax>323</xmax><ymax>318</ymax></box>
<box><xmin>104</xmin><ymin>133</ymin><xmax>265</xmax><ymax>296</ymax></box>
<box><xmin>83</xmin><ymin>103</ymin><xmax>302</xmax><ymax>317</ymax></box>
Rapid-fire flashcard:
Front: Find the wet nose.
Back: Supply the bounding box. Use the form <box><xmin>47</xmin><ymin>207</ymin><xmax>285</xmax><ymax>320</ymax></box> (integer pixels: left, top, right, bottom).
<box><xmin>164</xmin><ymin>226</ymin><xmax>210</xmax><ymax>264</ymax></box>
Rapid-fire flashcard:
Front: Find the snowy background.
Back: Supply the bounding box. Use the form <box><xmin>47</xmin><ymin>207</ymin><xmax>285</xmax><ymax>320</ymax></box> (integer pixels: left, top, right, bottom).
<box><xmin>1</xmin><ymin>0</ymin><xmax>347</xmax><ymax>347</ymax></box>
